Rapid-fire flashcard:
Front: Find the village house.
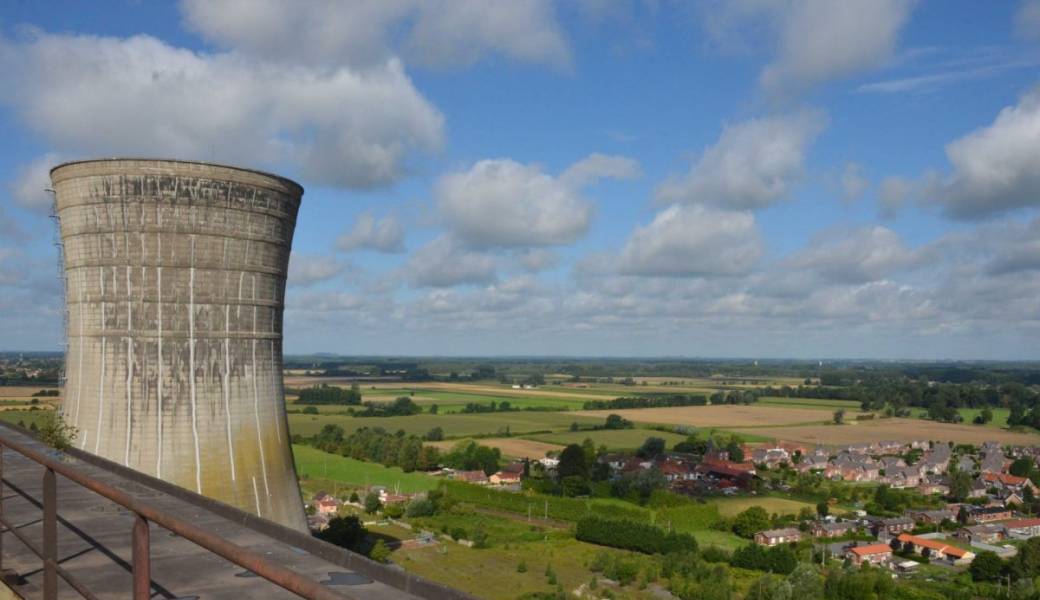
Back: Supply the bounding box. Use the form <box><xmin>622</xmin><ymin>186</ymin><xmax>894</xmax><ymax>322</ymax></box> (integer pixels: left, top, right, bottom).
<box><xmin>872</xmin><ymin>516</ymin><xmax>915</xmax><ymax>537</ymax></box>
<box><xmin>1004</xmin><ymin>518</ymin><xmax>1040</xmax><ymax>539</ymax></box>
<box><xmin>754</xmin><ymin>528</ymin><xmax>801</xmax><ymax>547</ymax></box>
<box><xmin>896</xmin><ymin>533</ymin><xmax>975</xmax><ymax>564</ymax></box>
<box><xmin>809</xmin><ymin>520</ymin><xmax>855</xmax><ymax>538</ymax></box>
<box><xmin>454</xmin><ymin>470</ymin><xmax>490</xmax><ymax>485</ymax></box>
<box><xmin>750</xmin><ymin>447</ymin><xmax>790</xmax><ymax>468</ymax></box>
<box><xmin>958</xmin><ymin>523</ymin><xmax>1005</xmax><ymax>544</ymax></box>
<box><xmin>489</xmin><ymin>470</ymin><xmax>522</xmax><ymax>486</ymax></box>
<box><xmin>980</xmin><ymin>450</ymin><xmax>1009</xmax><ymax>475</ymax></box>
<box><xmin>846</xmin><ymin>543</ymin><xmax>893</xmax><ymax>566</ymax></box>
<box><xmin>970</xmin><ymin>505</ymin><xmax>1013</xmax><ymax>523</ymax></box>
<box><xmin>908</xmin><ymin>509</ymin><xmax>954</xmax><ymax>525</ymax></box>
<box><xmin>955</xmin><ymin>455</ymin><xmax>976</xmax><ymax>474</ymax></box>
<box><xmin>981</xmin><ymin>472</ymin><xmax>1038</xmax><ymax>495</ymax></box>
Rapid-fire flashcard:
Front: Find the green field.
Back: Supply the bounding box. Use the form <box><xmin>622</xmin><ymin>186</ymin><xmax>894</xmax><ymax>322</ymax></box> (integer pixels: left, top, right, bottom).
<box><xmin>757</xmin><ymin>397</ymin><xmax>862</xmax><ymax>411</ymax></box>
<box><xmin>910</xmin><ymin>406</ymin><xmax>1012</xmax><ymax>429</ymax></box>
<box><xmin>288</xmin><ymin>411</ymin><xmax>604</xmax><ymax>438</ymax></box>
<box><xmin>525</xmin><ymin>428</ymin><xmax>689</xmax><ymax>450</ymax></box>
<box><xmin>0</xmin><ymin>408</ymin><xmax>58</xmax><ymax>430</ymax></box>
<box><xmin>292</xmin><ymin>444</ymin><xmax>439</xmax><ymax>493</ymax></box>
<box><xmin>711</xmin><ymin>495</ymin><xmax>816</xmax><ymax>518</ymax></box>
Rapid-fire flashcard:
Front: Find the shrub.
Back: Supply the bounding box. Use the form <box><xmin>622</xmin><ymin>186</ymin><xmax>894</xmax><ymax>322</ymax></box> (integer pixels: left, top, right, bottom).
<box><xmin>369</xmin><ymin>539</ymin><xmax>391</xmax><ymax>563</ymax></box>
<box><xmin>575</xmin><ymin>516</ymin><xmax>698</xmax><ymax>555</ymax></box>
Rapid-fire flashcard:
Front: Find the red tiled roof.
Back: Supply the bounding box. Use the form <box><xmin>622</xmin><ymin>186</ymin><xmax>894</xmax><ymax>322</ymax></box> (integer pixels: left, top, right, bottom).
<box><xmin>897</xmin><ymin>534</ymin><xmax>969</xmax><ymax>558</ymax></box>
<box><xmin>983</xmin><ymin>472</ymin><xmax>1029</xmax><ymax>486</ymax></box>
<box><xmin>1005</xmin><ymin>518</ymin><xmax>1040</xmax><ymax>529</ymax></box>
<box><xmin>849</xmin><ymin>544</ymin><xmax>892</xmax><ymax>556</ymax></box>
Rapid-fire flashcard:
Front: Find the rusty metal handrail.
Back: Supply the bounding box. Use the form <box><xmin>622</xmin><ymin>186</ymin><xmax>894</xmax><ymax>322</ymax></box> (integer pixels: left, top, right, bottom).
<box><xmin>0</xmin><ymin>434</ymin><xmax>346</xmax><ymax>600</ymax></box>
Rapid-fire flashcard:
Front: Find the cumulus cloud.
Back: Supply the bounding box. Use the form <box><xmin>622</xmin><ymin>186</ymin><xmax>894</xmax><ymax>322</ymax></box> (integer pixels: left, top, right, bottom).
<box><xmin>655</xmin><ymin>111</ymin><xmax>825</xmax><ymax>209</ymax></box>
<box><xmin>1017</xmin><ymin>0</ymin><xmax>1040</xmax><ymax>41</ymax></box>
<box><xmin>337</xmin><ymin>213</ymin><xmax>406</xmax><ymax>253</ymax></box>
<box><xmin>559</xmin><ymin>153</ymin><xmax>641</xmax><ymax>187</ymax></box>
<box><xmin>928</xmin><ymin>86</ymin><xmax>1040</xmax><ymax>219</ymax></box>
<box><xmin>436</xmin><ymin>158</ymin><xmax>595</xmax><ymax>248</ymax></box>
<box><xmin>405</xmin><ymin>236</ymin><xmax>497</xmax><ymax>287</ymax></box>
<box><xmin>618</xmin><ymin>204</ymin><xmax>763</xmax><ymax>276</ymax></box>
<box><xmin>788</xmin><ymin>226</ymin><xmax>925</xmax><ymax>283</ymax></box>
<box><xmin>181</xmin><ymin>0</ymin><xmax>570</xmax><ymax>69</ymax></box>
<box><xmin>759</xmin><ymin>0</ymin><xmax>914</xmax><ymax>98</ymax></box>
<box><xmin>288</xmin><ymin>254</ymin><xmax>348</xmax><ymax>287</ymax></box>
<box><xmin>0</xmin><ymin>31</ymin><xmax>443</xmax><ymax>189</ymax></box>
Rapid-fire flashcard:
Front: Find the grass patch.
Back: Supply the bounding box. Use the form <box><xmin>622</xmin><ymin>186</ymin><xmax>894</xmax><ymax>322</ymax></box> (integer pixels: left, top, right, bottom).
<box><xmin>757</xmin><ymin>397</ymin><xmax>862</xmax><ymax>411</ymax></box>
<box><xmin>910</xmin><ymin>407</ymin><xmax>1011</xmax><ymax>429</ymax></box>
<box><xmin>711</xmin><ymin>495</ymin><xmax>816</xmax><ymax>518</ymax></box>
<box><xmin>293</xmin><ymin>444</ymin><xmax>439</xmax><ymax>493</ymax></box>
<box><xmin>0</xmin><ymin>408</ymin><xmax>58</xmax><ymax>430</ymax></box>
<box><xmin>288</xmin><ymin>411</ymin><xmax>604</xmax><ymax>438</ymax></box>
<box><xmin>525</xmin><ymin>428</ymin><xmax>689</xmax><ymax>451</ymax></box>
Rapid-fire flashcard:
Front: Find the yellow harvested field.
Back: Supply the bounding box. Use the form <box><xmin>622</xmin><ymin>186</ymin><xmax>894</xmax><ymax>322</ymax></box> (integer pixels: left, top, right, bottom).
<box><xmin>734</xmin><ymin>418</ymin><xmax>1040</xmax><ymax>446</ymax></box>
<box><xmin>576</xmin><ymin>405</ymin><xmax>832</xmax><ymax>428</ymax></box>
<box><xmin>0</xmin><ymin>386</ymin><xmax>59</xmax><ymax>398</ymax></box>
<box><xmin>426</xmin><ymin>437</ymin><xmax>563</xmax><ymax>459</ymax></box>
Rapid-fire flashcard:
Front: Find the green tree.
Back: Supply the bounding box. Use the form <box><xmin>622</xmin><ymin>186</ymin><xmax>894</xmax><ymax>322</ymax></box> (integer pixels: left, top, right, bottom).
<box><xmin>557</xmin><ymin>444</ymin><xmax>588</xmax><ymax>479</ymax></box>
<box><xmin>369</xmin><ymin>539</ymin><xmax>391</xmax><ymax>563</ymax></box>
<box><xmin>733</xmin><ymin>506</ymin><xmax>771</xmax><ymax>538</ymax></box>
<box><xmin>816</xmin><ymin>501</ymin><xmax>829</xmax><ymax>518</ymax></box>
<box><xmin>786</xmin><ymin>564</ymin><xmax>823</xmax><ymax>600</ymax></box>
<box><xmin>364</xmin><ymin>491</ymin><xmax>382</xmax><ymax>514</ymax></box>
<box><xmin>637</xmin><ymin>437</ymin><xmax>666</xmax><ymax>459</ymax></box>
<box><xmin>832</xmin><ymin>409</ymin><xmax>845</xmax><ymax>425</ymax></box>
<box><xmin>317</xmin><ymin>515</ymin><xmax>367</xmax><ymax>550</ymax></box>
<box><xmin>969</xmin><ymin>550</ymin><xmax>1004</xmax><ymax>581</ymax></box>
<box><xmin>949</xmin><ymin>467</ymin><xmax>973</xmax><ymax>502</ymax></box>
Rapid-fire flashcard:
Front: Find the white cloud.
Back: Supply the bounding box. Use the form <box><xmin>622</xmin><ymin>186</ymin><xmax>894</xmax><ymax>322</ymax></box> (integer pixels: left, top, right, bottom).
<box><xmin>337</xmin><ymin>213</ymin><xmax>405</xmax><ymax>253</ymax></box>
<box><xmin>930</xmin><ymin>86</ymin><xmax>1040</xmax><ymax>219</ymax></box>
<box><xmin>405</xmin><ymin>236</ymin><xmax>497</xmax><ymax>287</ymax></box>
<box><xmin>618</xmin><ymin>204</ymin><xmax>763</xmax><ymax>276</ymax></box>
<box><xmin>0</xmin><ymin>31</ymin><xmax>443</xmax><ymax>189</ymax></box>
<box><xmin>559</xmin><ymin>153</ymin><xmax>641</xmax><ymax>187</ymax></box>
<box><xmin>181</xmin><ymin>0</ymin><xmax>570</xmax><ymax>70</ymax></box>
<box><xmin>1017</xmin><ymin>0</ymin><xmax>1040</xmax><ymax>41</ymax></box>
<box><xmin>840</xmin><ymin>162</ymin><xmax>869</xmax><ymax>202</ymax></box>
<box><xmin>406</xmin><ymin>0</ymin><xmax>571</xmax><ymax>69</ymax></box>
<box><xmin>518</xmin><ymin>249</ymin><xmax>558</xmax><ymax>273</ymax></box>
<box><xmin>878</xmin><ymin>176</ymin><xmax>914</xmax><ymax>218</ymax></box>
<box><xmin>655</xmin><ymin>111</ymin><xmax>825</xmax><ymax>209</ymax></box>
<box><xmin>287</xmin><ymin>254</ymin><xmax>348</xmax><ymax>287</ymax></box>
<box><xmin>436</xmin><ymin>158</ymin><xmax>595</xmax><ymax>248</ymax></box>
<box><xmin>760</xmin><ymin>0</ymin><xmax>914</xmax><ymax>97</ymax></box>
<box><xmin>10</xmin><ymin>153</ymin><xmax>61</xmax><ymax>213</ymax></box>
<box><xmin>788</xmin><ymin>225</ymin><xmax>925</xmax><ymax>283</ymax></box>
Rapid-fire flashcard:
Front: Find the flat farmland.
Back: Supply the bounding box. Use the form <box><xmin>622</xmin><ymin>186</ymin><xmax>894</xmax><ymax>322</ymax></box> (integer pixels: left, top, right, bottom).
<box><xmin>732</xmin><ymin>418</ymin><xmax>1040</xmax><ymax>446</ymax></box>
<box><xmin>575</xmin><ymin>405</ymin><xmax>833</xmax><ymax>428</ymax></box>
<box><xmin>525</xmin><ymin>428</ymin><xmax>689</xmax><ymax>451</ymax></box>
<box><xmin>426</xmin><ymin>437</ymin><xmax>564</xmax><ymax>459</ymax></box>
<box><xmin>288</xmin><ymin>411</ymin><xmax>604</xmax><ymax>438</ymax></box>
<box><xmin>0</xmin><ymin>386</ymin><xmax>59</xmax><ymax>399</ymax></box>
<box><xmin>293</xmin><ymin>444</ymin><xmax>438</xmax><ymax>492</ymax></box>
<box><xmin>757</xmin><ymin>397</ymin><xmax>861</xmax><ymax>411</ymax></box>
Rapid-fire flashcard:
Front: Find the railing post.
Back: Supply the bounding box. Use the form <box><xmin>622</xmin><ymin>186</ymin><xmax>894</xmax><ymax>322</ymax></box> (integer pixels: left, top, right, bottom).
<box><xmin>132</xmin><ymin>514</ymin><xmax>150</xmax><ymax>599</ymax></box>
<box><xmin>43</xmin><ymin>466</ymin><xmax>56</xmax><ymax>600</ymax></box>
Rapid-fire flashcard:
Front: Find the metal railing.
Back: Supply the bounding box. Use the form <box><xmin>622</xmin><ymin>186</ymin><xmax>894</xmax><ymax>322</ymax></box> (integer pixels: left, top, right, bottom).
<box><xmin>0</xmin><ymin>433</ymin><xmax>347</xmax><ymax>600</ymax></box>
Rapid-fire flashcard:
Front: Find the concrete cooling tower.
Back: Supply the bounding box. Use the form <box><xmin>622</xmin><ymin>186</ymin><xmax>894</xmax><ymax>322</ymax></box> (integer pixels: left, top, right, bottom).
<box><xmin>51</xmin><ymin>158</ymin><xmax>307</xmax><ymax>531</ymax></box>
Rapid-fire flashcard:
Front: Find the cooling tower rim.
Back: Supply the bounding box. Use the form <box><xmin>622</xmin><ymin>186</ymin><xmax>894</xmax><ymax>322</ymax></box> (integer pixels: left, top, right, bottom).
<box><xmin>50</xmin><ymin>157</ymin><xmax>304</xmax><ymax>197</ymax></box>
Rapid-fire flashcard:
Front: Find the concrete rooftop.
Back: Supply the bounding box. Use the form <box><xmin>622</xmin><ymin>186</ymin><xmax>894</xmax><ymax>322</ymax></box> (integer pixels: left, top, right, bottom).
<box><xmin>0</xmin><ymin>424</ymin><xmax>463</xmax><ymax>600</ymax></box>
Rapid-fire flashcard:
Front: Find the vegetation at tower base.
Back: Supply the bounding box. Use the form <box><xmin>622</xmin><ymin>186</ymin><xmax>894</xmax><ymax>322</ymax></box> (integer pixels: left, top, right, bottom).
<box><xmin>575</xmin><ymin>515</ymin><xmax>698</xmax><ymax>555</ymax></box>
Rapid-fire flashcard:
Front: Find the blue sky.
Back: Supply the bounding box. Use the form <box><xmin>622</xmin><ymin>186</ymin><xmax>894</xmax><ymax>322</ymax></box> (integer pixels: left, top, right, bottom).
<box><xmin>1</xmin><ymin>0</ymin><xmax>1039</xmax><ymax>359</ymax></box>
